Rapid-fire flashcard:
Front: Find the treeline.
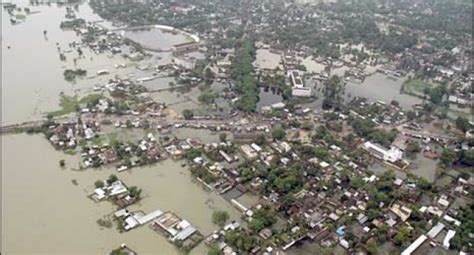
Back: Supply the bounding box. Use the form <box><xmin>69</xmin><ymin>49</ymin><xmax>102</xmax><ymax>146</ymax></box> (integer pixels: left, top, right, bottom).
<box><xmin>231</xmin><ymin>40</ymin><xmax>258</xmax><ymax>112</ymax></box>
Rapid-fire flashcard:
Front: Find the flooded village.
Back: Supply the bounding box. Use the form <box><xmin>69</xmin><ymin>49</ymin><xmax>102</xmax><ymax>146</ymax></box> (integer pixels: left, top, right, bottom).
<box><xmin>1</xmin><ymin>1</ymin><xmax>473</xmax><ymax>255</ymax></box>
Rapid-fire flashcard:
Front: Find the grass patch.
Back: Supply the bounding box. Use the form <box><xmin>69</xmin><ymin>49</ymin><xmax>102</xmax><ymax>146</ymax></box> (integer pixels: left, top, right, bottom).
<box><xmin>402</xmin><ymin>79</ymin><xmax>432</xmax><ymax>95</ymax></box>
<box><xmin>49</xmin><ymin>94</ymin><xmax>104</xmax><ymax>117</ymax></box>
<box><xmin>64</xmin><ymin>148</ymin><xmax>77</xmax><ymax>155</ymax></box>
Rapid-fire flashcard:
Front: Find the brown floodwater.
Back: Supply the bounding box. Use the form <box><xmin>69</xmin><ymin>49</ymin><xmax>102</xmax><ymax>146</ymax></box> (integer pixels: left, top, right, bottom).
<box><xmin>1</xmin><ymin>134</ymin><xmax>242</xmax><ymax>254</ymax></box>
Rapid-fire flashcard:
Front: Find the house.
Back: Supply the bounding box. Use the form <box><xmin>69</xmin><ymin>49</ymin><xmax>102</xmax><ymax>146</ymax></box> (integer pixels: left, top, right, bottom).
<box><xmin>152</xmin><ymin>212</ymin><xmax>197</xmax><ymax>242</ymax></box>
<box><xmin>427</xmin><ymin>223</ymin><xmax>445</xmax><ymax>239</ymax></box>
<box><xmin>172</xmin><ymin>56</ymin><xmax>196</xmax><ymax>69</ymax></box>
<box><xmin>390</xmin><ymin>203</ymin><xmax>412</xmax><ymax>222</ymax></box>
<box><xmin>401</xmin><ymin>235</ymin><xmax>427</xmax><ymax>255</ymax></box>
<box><xmin>363</xmin><ymin>142</ymin><xmax>403</xmax><ymax>163</ymax></box>
<box><xmin>443</xmin><ymin>230</ymin><xmax>456</xmax><ymax>249</ymax></box>
<box><xmin>173</xmin><ymin>41</ymin><xmax>199</xmax><ymax>55</ymax></box>
<box><xmin>240</xmin><ymin>145</ymin><xmax>258</xmax><ymax>160</ymax></box>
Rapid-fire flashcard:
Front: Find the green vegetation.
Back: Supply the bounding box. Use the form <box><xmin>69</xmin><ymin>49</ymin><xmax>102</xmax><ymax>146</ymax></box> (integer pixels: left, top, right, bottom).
<box><xmin>60</xmin><ymin>18</ymin><xmax>86</xmax><ymax>29</ymax></box>
<box><xmin>456</xmin><ymin>116</ymin><xmax>472</xmax><ymax>132</ymax></box>
<box><xmin>49</xmin><ymin>94</ymin><xmax>103</xmax><ymax>117</ymax></box>
<box><xmin>440</xmin><ymin>148</ymin><xmax>457</xmax><ymax>167</ymax></box>
<box><xmin>198</xmin><ymin>90</ymin><xmax>218</xmax><ymax>105</ymax></box>
<box><xmin>450</xmin><ymin>205</ymin><xmax>474</xmax><ymax>251</ymax></box>
<box><xmin>231</xmin><ymin>40</ymin><xmax>258</xmax><ymax>112</ymax></box>
<box><xmin>248</xmin><ymin>208</ymin><xmax>277</xmax><ymax>232</ymax></box>
<box><xmin>63</xmin><ymin>69</ymin><xmax>87</xmax><ymax>82</ymax></box>
<box><xmin>212</xmin><ymin>210</ymin><xmax>229</xmax><ymax>227</ymax></box>
<box><xmin>219</xmin><ymin>133</ymin><xmax>227</xmax><ymax>142</ymax></box>
<box><xmin>322</xmin><ymin>75</ymin><xmax>345</xmax><ymax>110</ymax></box>
<box><xmin>402</xmin><ymin>79</ymin><xmax>431</xmax><ymax>96</ymax></box>
<box><xmin>207</xmin><ymin>243</ymin><xmax>221</xmax><ymax>255</ymax></box>
<box><xmin>182</xmin><ymin>109</ymin><xmax>194</xmax><ymax>120</ymax></box>
<box><xmin>224</xmin><ymin>230</ymin><xmax>257</xmax><ymax>253</ymax></box>
<box><xmin>110</xmin><ymin>249</ymin><xmax>128</xmax><ymax>255</ymax></box>
<box><xmin>128</xmin><ymin>186</ymin><xmax>142</xmax><ymax>198</ymax></box>
<box><xmin>272</xmin><ymin>126</ymin><xmax>286</xmax><ymax>140</ymax></box>
<box><xmin>94</xmin><ymin>180</ymin><xmax>104</xmax><ymax>188</ymax></box>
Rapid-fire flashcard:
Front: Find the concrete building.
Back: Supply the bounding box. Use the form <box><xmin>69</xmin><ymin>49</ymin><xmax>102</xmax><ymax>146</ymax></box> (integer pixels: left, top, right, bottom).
<box><xmin>288</xmin><ymin>70</ymin><xmax>312</xmax><ymax>97</ymax></box>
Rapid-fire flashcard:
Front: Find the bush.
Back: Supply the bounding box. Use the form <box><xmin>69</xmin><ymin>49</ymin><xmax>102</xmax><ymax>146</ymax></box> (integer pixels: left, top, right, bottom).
<box><xmin>212</xmin><ymin>210</ymin><xmax>229</xmax><ymax>227</ymax></box>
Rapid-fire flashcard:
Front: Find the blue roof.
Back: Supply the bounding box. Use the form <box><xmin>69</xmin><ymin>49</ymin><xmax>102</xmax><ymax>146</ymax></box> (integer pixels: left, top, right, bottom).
<box><xmin>336</xmin><ymin>226</ymin><xmax>346</xmax><ymax>236</ymax></box>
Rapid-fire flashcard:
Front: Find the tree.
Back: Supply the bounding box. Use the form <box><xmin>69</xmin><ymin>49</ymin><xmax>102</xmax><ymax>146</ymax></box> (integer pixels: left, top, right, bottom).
<box><xmin>272</xmin><ymin>127</ymin><xmax>286</xmax><ymax>140</ymax></box>
<box><xmin>198</xmin><ymin>91</ymin><xmax>217</xmax><ymax>105</ymax></box>
<box><xmin>107</xmin><ymin>174</ymin><xmax>118</xmax><ymax>185</ymax></box>
<box><xmin>182</xmin><ymin>109</ymin><xmax>194</xmax><ymax>120</ymax></box>
<box><xmin>405</xmin><ymin>142</ymin><xmax>421</xmax><ymax>159</ymax></box>
<box><xmin>301</xmin><ymin>121</ymin><xmax>314</xmax><ymax>130</ymax></box>
<box><xmin>323</xmin><ymin>75</ymin><xmax>345</xmax><ymax>109</ymax></box>
<box><xmin>440</xmin><ymin>148</ymin><xmax>457</xmax><ymax>167</ymax></box>
<box><xmin>406</xmin><ymin>110</ymin><xmax>416</xmax><ymax>121</ymax></box>
<box><xmin>255</xmin><ymin>134</ymin><xmax>267</xmax><ymax>146</ymax></box>
<box><xmin>248</xmin><ymin>208</ymin><xmax>276</xmax><ymax>232</ymax></box>
<box><xmin>212</xmin><ymin>210</ymin><xmax>229</xmax><ymax>227</ymax></box>
<box><xmin>455</xmin><ymin>116</ymin><xmax>471</xmax><ymax>132</ymax></box>
<box><xmin>94</xmin><ymin>180</ymin><xmax>104</xmax><ymax>188</ymax></box>
<box><xmin>207</xmin><ymin>243</ymin><xmax>221</xmax><ymax>255</ymax></box>
<box><xmin>205</xmin><ymin>67</ymin><xmax>215</xmax><ymax>80</ymax></box>
<box><xmin>219</xmin><ymin>133</ymin><xmax>227</xmax><ymax>142</ymax></box>
<box><xmin>460</xmin><ymin>149</ymin><xmax>474</xmax><ymax>166</ymax></box>
<box><xmin>367</xmin><ymin>240</ymin><xmax>378</xmax><ymax>255</ymax></box>
<box><xmin>128</xmin><ymin>186</ymin><xmax>142</xmax><ymax>198</ymax></box>
<box><xmin>394</xmin><ymin>226</ymin><xmax>410</xmax><ymax>246</ymax></box>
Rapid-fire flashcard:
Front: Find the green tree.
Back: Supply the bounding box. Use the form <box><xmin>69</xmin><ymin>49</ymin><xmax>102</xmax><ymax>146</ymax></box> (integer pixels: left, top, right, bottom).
<box><xmin>182</xmin><ymin>109</ymin><xmax>194</xmax><ymax>120</ymax></box>
<box><xmin>212</xmin><ymin>210</ymin><xmax>229</xmax><ymax>227</ymax></box>
<box><xmin>255</xmin><ymin>134</ymin><xmax>267</xmax><ymax>146</ymax></box>
<box><xmin>367</xmin><ymin>240</ymin><xmax>378</xmax><ymax>255</ymax></box>
<box><xmin>394</xmin><ymin>227</ymin><xmax>410</xmax><ymax>246</ymax></box>
<box><xmin>440</xmin><ymin>148</ymin><xmax>458</xmax><ymax>167</ymax></box>
<box><xmin>107</xmin><ymin>174</ymin><xmax>118</xmax><ymax>185</ymax></box>
<box><xmin>219</xmin><ymin>133</ymin><xmax>227</xmax><ymax>142</ymax></box>
<box><xmin>405</xmin><ymin>142</ymin><xmax>421</xmax><ymax>159</ymax></box>
<box><xmin>460</xmin><ymin>149</ymin><xmax>474</xmax><ymax>166</ymax></box>
<box><xmin>272</xmin><ymin>127</ymin><xmax>286</xmax><ymax>140</ymax></box>
<box><xmin>198</xmin><ymin>90</ymin><xmax>217</xmax><ymax>105</ymax></box>
<box><xmin>455</xmin><ymin>116</ymin><xmax>471</xmax><ymax>132</ymax></box>
<box><xmin>94</xmin><ymin>180</ymin><xmax>104</xmax><ymax>188</ymax></box>
<box><xmin>322</xmin><ymin>75</ymin><xmax>345</xmax><ymax>109</ymax></box>
<box><xmin>207</xmin><ymin>243</ymin><xmax>221</xmax><ymax>255</ymax></box>
<box><xmin>128</xmin><ymin>186</ymin><xmax>142</xmax><ymax>198</ymax></box>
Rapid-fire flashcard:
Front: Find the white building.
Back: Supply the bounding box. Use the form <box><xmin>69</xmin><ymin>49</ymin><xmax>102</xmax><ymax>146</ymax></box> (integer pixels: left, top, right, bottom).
<box><xmin>288</xmin><ymin>70</ymin><xmax>312</xmax><ymax>97</ymax></box>
<box><xmin>172</xmin><ymin>56</ymin><xmax>196</xmax><ymax>69</ymax></box>
<box><xmin>363</xmin><ymin>142</ymin><xmax>403</xmax><ymax>163</ymax></box>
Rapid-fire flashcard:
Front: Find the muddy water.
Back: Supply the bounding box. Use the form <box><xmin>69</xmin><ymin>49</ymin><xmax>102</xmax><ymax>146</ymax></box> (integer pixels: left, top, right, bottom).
<box><xmin>2</xmin><ymin>134</ymin><xmax>242</xmax><ymax>254</ymax></box>
<box><xmin>1</xmin><ymin>1</ymin><xmax>187</xmax><ymax>125</ymax></box>
<box><xmin>344</xmin><ymin>73</ymin><xmax>421</xmax><ymax>108</ymax></box>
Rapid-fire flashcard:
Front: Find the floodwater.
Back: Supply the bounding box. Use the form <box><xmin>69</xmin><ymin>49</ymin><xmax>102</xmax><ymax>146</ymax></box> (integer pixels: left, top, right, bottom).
<box><xmin>1</xmin><ymin>1</ymin><xmax>185</xmax><ymax>126</ymax></box>
<box><xmin>2</xmin><ymin>1</ymin><xmax>241</xmax><ymax>254</ymax></box>
<box><xmin>257</xmin><ymin>87</ymin><xmax>284</xmax><ymax>110</ymax></box>
<box><xmin>2</xmin><ymin>134</ymin><xmax>242</xmax><ymax>254</ymax></box>
<box><xmin>1</xmin><ymin>1</ymin><xmax>120</xmax><ymax>125</ymax></box>
<box><xmin>344</xmin><ymin>73</ymin><xmax>421</xmax><ymax>108</ymax></box>
<box><xmin>123</xmin><ymin>27</ymin><xmax>190</xmax><ymax>51</ymax></box>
